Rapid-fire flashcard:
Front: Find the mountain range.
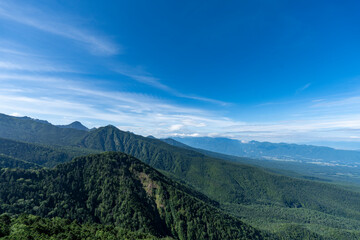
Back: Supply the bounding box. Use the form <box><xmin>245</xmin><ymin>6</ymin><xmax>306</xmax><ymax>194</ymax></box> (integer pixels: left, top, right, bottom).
<box><xmin>0</xmin><ymin>113</ymin><xmax>359</xmax><ymax>239</ymax></box>
<box><xmin>172</xmin><ymin>137</ymin><xmax>360</xmax><ymax>165</ymax></box>
<box><xmin>171</xmin><ymin>137</ymin><xmax>360</xmax><ymax>184</ymax></box>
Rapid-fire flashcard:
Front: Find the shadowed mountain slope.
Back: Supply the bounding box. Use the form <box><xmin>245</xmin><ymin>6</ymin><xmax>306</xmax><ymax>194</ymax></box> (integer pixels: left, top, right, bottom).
<box><xmin>0</xmin><ymin>152</ymin><xmax>263</xmax><ymax>240</ymax></box>
<box><xmin>0</xmin><ymin>114</ymin><xmax>87</xmax><ymax>146</ymax></box>
<box><xmin>0</xmin><ymin>154</ymin><xmax>39</xmax><ymax>169</ymax></box>
<box><xmin>0</xmin><ymin>137</ymin><xmax>100</xmax><ymax>168</ymax></box>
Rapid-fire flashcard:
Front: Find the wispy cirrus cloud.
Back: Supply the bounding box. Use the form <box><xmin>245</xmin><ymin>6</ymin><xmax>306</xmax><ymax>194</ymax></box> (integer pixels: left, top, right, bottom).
<box><xmin>0</xmin><ymin>61</ymin><xmax>77</xmax><ymax>73</ymax></box>
<box><xmin>0</xmin><ymin>3</ymin><xmax>225</xmax><ymax>106</ymax></box>
<box><xmin>0</xmin><ymin>42</ymin><xmax>81</xmax><ymax>73</ymax></box>
<box><xmin>2</xmin><ymin>69</ymin><xmax>360</xmax><ymax>144</ymax></box>
<box><xmin>296</xmin><ymin>82</ymin><xmax>311</xmax><ymax>94</ymax></box>
<box><xmin>0</xmin><ymin>1</ymin><xmax>119</xmax><ymax>56</ymax></box>
<box><xmin>0</xmin><ymin>71</ymin><xmax>235</xmax><ymax>138</ymax></box>
<box><xmin>113</xmin><ymin>64</ymin><xmax>229</xmax><ymax>105</ymax></box>
<box><xmin>311</xmin><ymin>96</ymin><xmax>360</xmax><ymax>108</ymax></box>
<box><xmin>114</xmin><ymin>64</ymin><xmax>172</xmax><ymax>92</ymax></box>
<box><xmin>2</xmin><ymin>73</ymin><xmax>360</xmax><ymax>144</ymax></box>
<box><xmin>0</xmin><ymin>3</ymin><xmax>359</xmax><ymax>145</ymax></box>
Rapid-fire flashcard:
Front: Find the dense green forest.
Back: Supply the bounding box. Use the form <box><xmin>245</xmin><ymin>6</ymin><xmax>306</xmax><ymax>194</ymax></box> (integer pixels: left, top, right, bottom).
<box><xmin>0</xmin><ymin>138</ymin><xmax>99</xmax><ymax>167</ymax></box>
<box><xmin>0</xmin><ymin>214</ymin><xmax>165</xmax><ymax>240</ymax></box>
<box><xmin>1</xmin><ymin>114</ymin><xmax>360</xmax><ymax>238</ymax></box>
<box><xmin>0</xmin><ymin>152</ymin><xmax>263</xmax><ymax>240</ymax></box>
<box><xmin>0</xmin><ymin>154</ymin><xmax>39</xmax><ymax>170</ymax></box>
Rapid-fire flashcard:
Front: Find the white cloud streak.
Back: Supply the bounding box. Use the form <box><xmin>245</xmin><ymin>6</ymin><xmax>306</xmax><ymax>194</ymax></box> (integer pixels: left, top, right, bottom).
<box><xmin>0</xmin><ymin>1</ymin><xmax>119</xmax><ymax>56</ymax></box>
<box><xmin>0</xmin><ymin>61</ymin><xmax>77</xmax><ymax>73</ymax></box>
<box><xmin>1</xmin><ymin>73</ymin><xmax>360</xmax><ymax>144</ymax></box>
<box><xmin>0</xmin><ymin>2</ymin><xmax>225</xmax><ymax>106</ymax></box>
<box><xmin>296</xmin><ymin>82</ymin><xmax>311</xmax><ymax>93</ymax></box>
<box><xmin>311</xmin><ymin>96</ymin><xmax>360</xmax><ymax>109</ymax></box>
<box><xmin>0</xmin><ymin>42</ymin><xmax>81</xmax><ymax>73</ymax></box>
<box><xmin>113</xmin><ymin>64</ymin><xmax>228</xmax><ymax>105</ymax></box>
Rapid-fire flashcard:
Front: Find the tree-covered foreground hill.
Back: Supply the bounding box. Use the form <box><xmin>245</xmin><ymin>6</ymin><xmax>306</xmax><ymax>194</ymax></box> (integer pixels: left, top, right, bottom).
<box><xmin>0</xmin><ymin>214</ymin><xmax>166</xmax><ymax>240</ymax></box>
<box><xmin>0</xmin><ymin>152</ymin><xmax>263</xmax><ymax>240</ymax></box>
<box><xmin>0</xmin><ymin>154</ymin><xmax>39</xmax><ymax>170</ymax></box>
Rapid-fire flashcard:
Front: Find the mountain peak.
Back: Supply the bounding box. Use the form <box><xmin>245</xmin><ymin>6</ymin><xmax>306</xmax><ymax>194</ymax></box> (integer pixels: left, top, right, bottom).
<box><xmin>57</xmin><ymin>121</ymin><xmax>89</xmax><ymax>131</ymax></box>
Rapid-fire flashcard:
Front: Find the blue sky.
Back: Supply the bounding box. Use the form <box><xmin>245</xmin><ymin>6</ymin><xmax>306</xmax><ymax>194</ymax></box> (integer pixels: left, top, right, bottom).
<box><xmin>1</xmin><ymin>0</ymin><xmax>360</xmax><ymax>147</ymax></box>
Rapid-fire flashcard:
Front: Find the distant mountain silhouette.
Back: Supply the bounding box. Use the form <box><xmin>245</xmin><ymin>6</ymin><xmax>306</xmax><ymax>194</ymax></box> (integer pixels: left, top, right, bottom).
<box><xmin>57</xmin><ymin>121</ymin><xmax>89</xmax><ymax>131</ymax></box>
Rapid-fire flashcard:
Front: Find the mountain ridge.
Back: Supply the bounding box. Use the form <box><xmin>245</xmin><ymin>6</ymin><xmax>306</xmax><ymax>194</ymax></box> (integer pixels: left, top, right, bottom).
<box><xmin>173</xmin><ymin>136</ymin><xmax>360</xmax><ymax>166</ymax></box>
<box><xmin>0</xmin><ymin>113</ymin><xmax>88</xmax><ymax>146</ymax></box>
<box><xmin>0</xmin><ymin>152</ymin><xmax>263</xmax><ymax>240</ymax></box>
<box><xmin>57</xmin><ymin>121</ymin><xmax>89</xmax><ymax>131</ymax></box>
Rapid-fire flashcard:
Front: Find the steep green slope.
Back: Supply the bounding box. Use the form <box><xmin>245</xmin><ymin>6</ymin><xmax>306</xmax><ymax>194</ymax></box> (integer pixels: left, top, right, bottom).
<box><xmin>222</xmin><ymin>203</ymin><xmax>360</xmax><ymax>240</ymax></box>
<box><xmin>0</xmin><ymin>114</ymin><xmax>87</xmax><ymax>146</ymax></box>
<box><xmin>77</xmin><ymin>126</ymin><xmax>360</xmax><ymax>239</ymax></box>
<box><xmin>0</xmin><ymin>152</ymin><xmax>263</xmax><ymax>240</ymax></box>
<box><xmin>0</xmin><ymin>138</ymin><xmax>100</xmax><ymax>167</ymax></box>
<box><xmin>0</xmin><ymin>214</ymin><xmax>163</xmax><ymax>240</ymax></box>
<box><xmin>0</xmin><ymin>154</ymin><xmax>39</xmax><ymax>169</ymax></box>
<box><xmin>79</xmin><ymin>126</ymin><xmax>196</xmax><ymax>173</ymax></box>
<box><xmin>79</xmin><ymin>127</ymin><xmax>360</xmax><ymax>215</ymax></box>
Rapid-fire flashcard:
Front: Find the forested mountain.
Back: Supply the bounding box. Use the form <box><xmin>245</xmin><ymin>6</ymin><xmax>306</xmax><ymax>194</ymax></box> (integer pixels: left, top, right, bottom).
<box><xmin>0</xmin><ymin>152</ymin><xmax>263</xmax><ymax>240</ymax></box>
<box><xmin>0</xmin><ymin>114</ymin><xmax>87</xmax><ymax>146</ymax></box>
<box><xmin>0</xmin><ymin>154</ymin><xmax>39</xmax><ymax>170</ymax></box>
<box><xmin>0</xmin><ymin>214</ymin><xmax>164</xmax><ymax>240</ymax></box>
<box><xmin>76</xmin><ymin>126</ymin><xmax>360</xmax><ymax>238</ymax></box>
<box><xmin>57</xmin><ymin>121</ymin><xmax>89</xmax><ymax>131</ymax></box>
<box><xmin>78</xmin><ymin>126</ymin><xmax>360</xmax><ymax>210</ymax></box>
<box><xmin>0</xmin><ymin>138</ymin><xmax>100</xmax><ymax>168</ymax></box>
<box><xmin>1</xmin><ymin>113</ymin><xmax>360</xmax><ymax>238</ymax></box>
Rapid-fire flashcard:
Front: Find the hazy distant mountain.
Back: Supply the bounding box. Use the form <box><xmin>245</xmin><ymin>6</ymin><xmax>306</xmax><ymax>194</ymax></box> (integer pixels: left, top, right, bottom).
<box><xmin>302</xmin><ymin>141</ymin><xmax>360</xmax><ymax>151</ymax></box>
<box><xmin>57</xmin><ymin>121</ymin><xmax>89</xmax><ymax>131</ymax></box>
<box><xmin>162</xmin><ymin>138</ymin><xmax>360</xmax><ymax>185</ymax></box>
<box><xmin>147</xmin><ymin>135</ymin><xmax>157</xmax><ymax>139</ymax></box>
<box><xmin>173</xmin><ymin>137</ymin><xmax>360</xmax><ymax>167</ymax></box>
